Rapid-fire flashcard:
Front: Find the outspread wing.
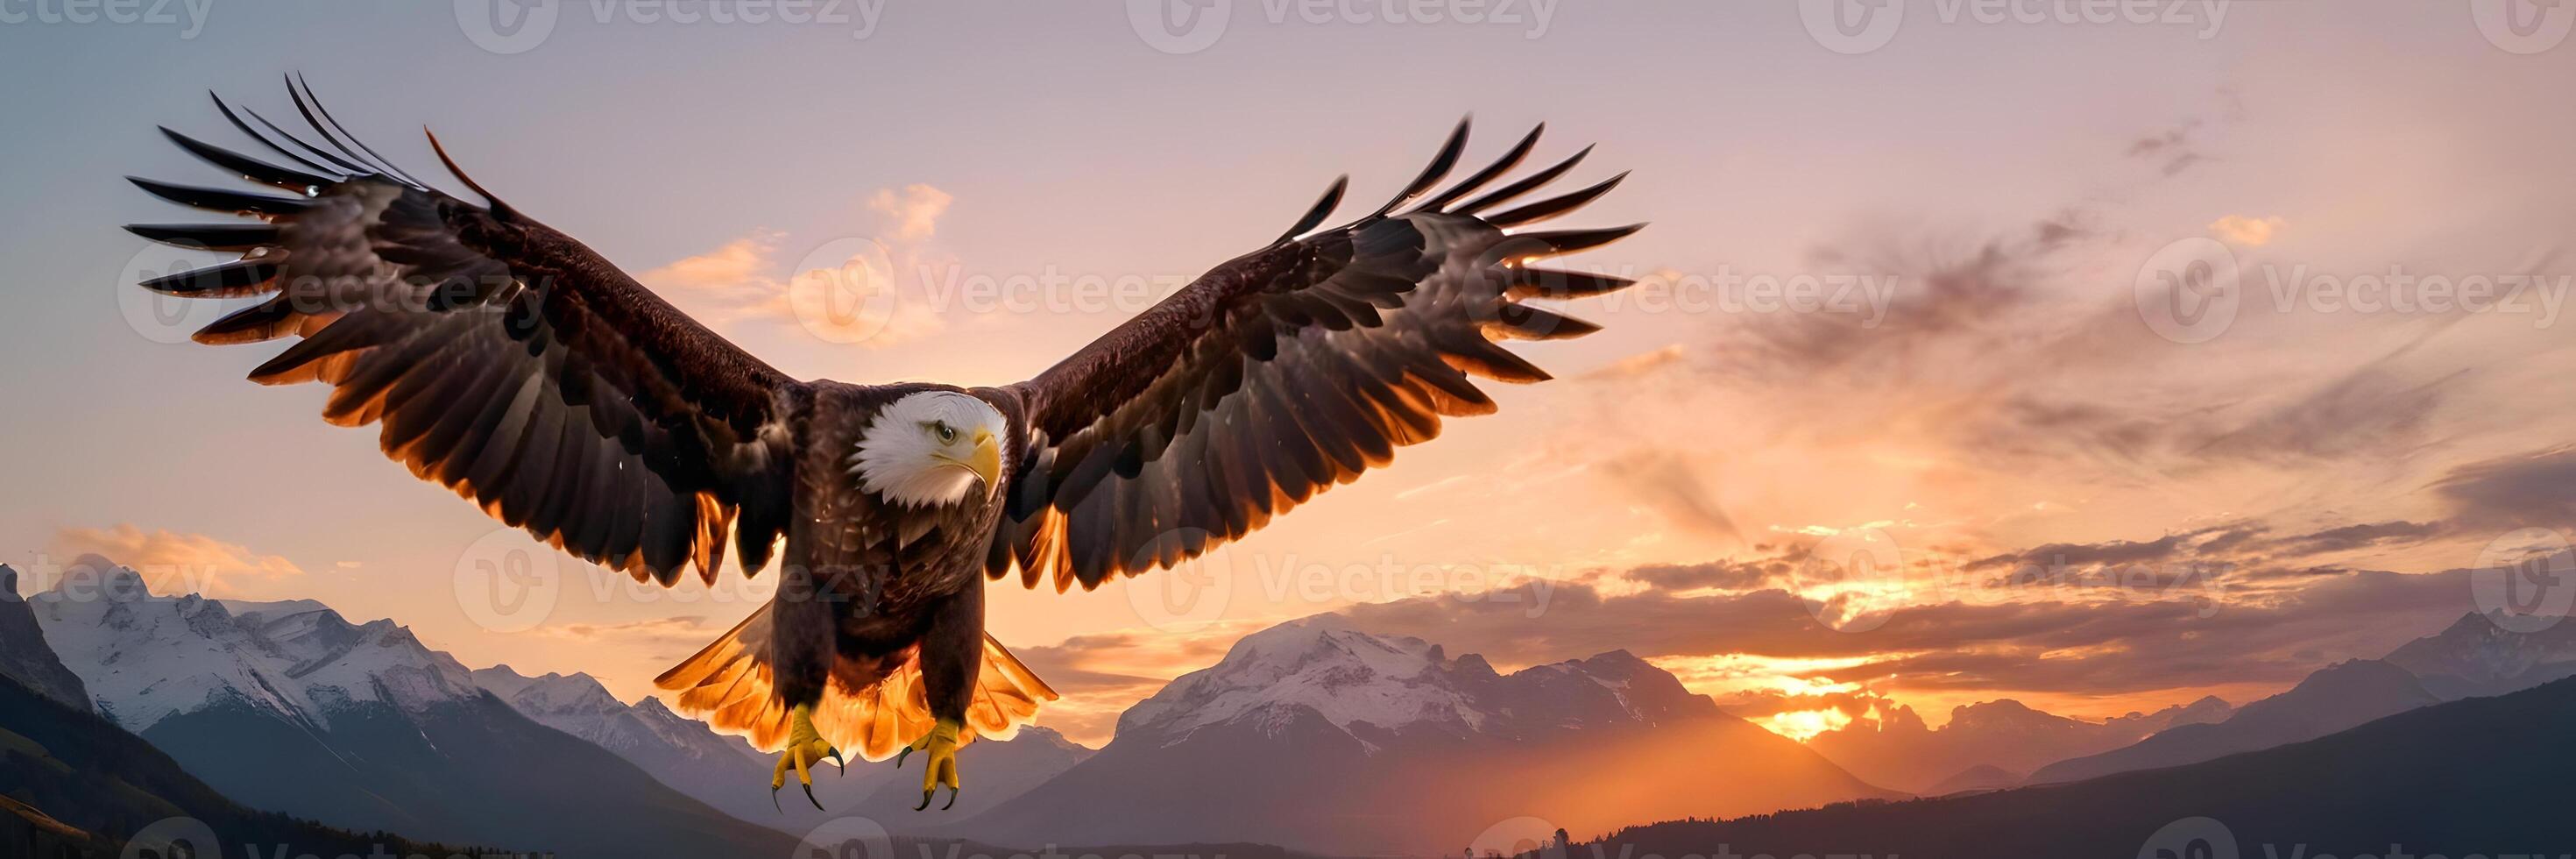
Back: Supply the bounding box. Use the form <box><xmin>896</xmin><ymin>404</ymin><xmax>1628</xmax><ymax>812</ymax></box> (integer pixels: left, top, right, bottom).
<box><xmin>124</xmin><ymin>78</ymin><xmax>797</xmax><ymax>586</ymax></box>
<box><xmin>992</xmin><ymin>119</ymin><xmax>1643</xmax><ymax>591</ymax></box>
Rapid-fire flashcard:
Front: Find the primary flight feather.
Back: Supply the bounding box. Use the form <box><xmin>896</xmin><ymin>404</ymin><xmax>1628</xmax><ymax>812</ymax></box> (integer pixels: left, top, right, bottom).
<box><xmin>123</xmin><ymin>76</ymin><xmax>1645</xmax><ymax>813</ymax></box>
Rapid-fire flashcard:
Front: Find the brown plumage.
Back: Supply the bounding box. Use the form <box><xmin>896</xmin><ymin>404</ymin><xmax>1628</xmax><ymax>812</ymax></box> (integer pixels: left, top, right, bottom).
<box><xmin>124</xmin><ymin>79</ymin><xmax>1644</xmax><ymax>793</ymax></box>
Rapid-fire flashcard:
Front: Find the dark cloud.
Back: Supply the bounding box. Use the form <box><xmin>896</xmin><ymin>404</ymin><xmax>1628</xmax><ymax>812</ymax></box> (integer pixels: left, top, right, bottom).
<box><xmin>2124</xmin><ymin>109</ymin><xmax>2228</xmax><ymax>177</ymax></box>
<box><xmin>2239</xmin><ymin>564</ymin><xmax>2351</xmax><ymax>580</ymax></box>
<box><xmin>1964</xmin><ymin>522</ymin><xmax>2263</xmax><ymax>574</ymax></box>
<box><xmin>1629</xmin><ymin>549</ymin><xmax>1805</xmax><ymax>592</ymax></box>
<box><xmin>1958</xmin><ymin>517</ymin><xmax>2454</xmax><ymax>593</ymax></box>
<box><xmin>1966</xmin><ymin>533</ymin><xmax>2189</xmax><ymax>572</ymax></box>
<box><xmin>2265</xmin><ymin>521</ymin><xmax>2448</xmax><ymax>556</ymax></box>
<box><xmin>1713</xmin><ymin>688</ymin><xmax>1878</xmax><ymax>721</ymax></box>
<box><xmin>1333</xmin><ymin>563</ymin><xmax>2480</xmax><ymax>701</ymax></box>
<box><xmin>1597</xmin><ymin>449</ymin><xmax>1741</xmax><ymax>543</ymax></box>
<box><xmin>2185</xmin><ymin>337</ymin><xmax>2465</xmax><ymax>465</ymax></box>
<box><xmin>1013</xmin><ymin>629</ymin><xmax>1234</xmax><ymax>700</ymax></box>
<box><xmin>2431</xmin><ymin>445</ymin><xmax>2576</xmax><ymax>531</ymax></box>
<box><xmin>1723</xmin><ymin>226</ymin><xmax>2066</xmax><ymax>380</ymax></box>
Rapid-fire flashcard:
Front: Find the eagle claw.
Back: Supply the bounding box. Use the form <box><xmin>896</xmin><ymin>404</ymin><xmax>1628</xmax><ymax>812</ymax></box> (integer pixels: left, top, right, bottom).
<box><xmin>902</xmin><ymin>718</ymin><xmax>964</xmax><ymax>812</ymax></box>
<box><xmin>769</xmin><ymin>705</ymin><xmax>839</xmax><ymax>812</ymax></box>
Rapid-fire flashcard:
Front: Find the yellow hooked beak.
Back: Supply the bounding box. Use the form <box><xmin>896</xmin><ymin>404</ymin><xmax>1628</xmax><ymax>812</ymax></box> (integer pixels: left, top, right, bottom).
<box><xmin>963</xmin><ymin>430</ymin><xmax>1001</xmax><ymax>490</ymax></box>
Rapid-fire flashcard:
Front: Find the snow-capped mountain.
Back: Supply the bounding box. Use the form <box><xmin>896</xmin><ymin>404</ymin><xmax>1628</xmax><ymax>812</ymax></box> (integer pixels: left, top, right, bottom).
<box><xmin>28</xmin><ymin>555</ymin><xmax>796</xmax><ymax>859</ymax></box>
<box><xmin>0</xmin><ymin>564</ymin><xmax>89</xmax><ymax>712</ymax></box>
<box><xmin>471</xmin><ymin>664</ymin><xmax>765</xmax><ymax>774</ymax></box>
<box><xmin>1114</xmin><ymin>613</ymin><xmax>1710</xmax><ymax>751</ymax></box>
<box><xmin>965</xmin><ymin>614</ymin><xmax>1890</xmax><ymax>855</ymax></box>
<box><xmin>29</xmin><ymin>556</ymin><xmax>484</xmax><ymax>731</ymax></box>
<box><xmin>2382</xmin><ymin>610</ymin><xmax>2576</xmax><ymax>699</ymax></box>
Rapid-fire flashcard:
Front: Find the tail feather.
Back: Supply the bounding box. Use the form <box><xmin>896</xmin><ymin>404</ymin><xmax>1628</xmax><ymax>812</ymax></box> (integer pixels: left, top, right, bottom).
<box><xmin>653</xmin><ymin>606</ymin><xmax>1058</xmax><ymax>760</ymax></box>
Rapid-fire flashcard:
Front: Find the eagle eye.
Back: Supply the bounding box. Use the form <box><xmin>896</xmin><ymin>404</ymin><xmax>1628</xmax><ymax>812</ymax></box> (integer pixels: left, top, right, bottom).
<box><xmin>932</xmin><ymin>421</ymin><xmax>957</xmax><ymax>444</ymax></box>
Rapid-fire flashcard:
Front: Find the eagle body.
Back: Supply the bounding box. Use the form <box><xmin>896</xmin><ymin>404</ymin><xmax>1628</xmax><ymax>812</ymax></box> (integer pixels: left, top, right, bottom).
<box><xmin>123</xmin><ymin>78</ymin><xmax>1645</xmax><ymax>809</ymax></box>
<box><xmin>769</xmin><ymin>381</ymin><xmax>1016</xmax><ymax>735</ymax></box>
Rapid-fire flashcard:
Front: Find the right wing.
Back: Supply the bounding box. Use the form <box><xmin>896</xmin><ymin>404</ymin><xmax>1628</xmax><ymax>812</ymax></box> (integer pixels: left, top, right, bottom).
<box><xmin>991</xmin><ymin>119</ymin><xmax>1643</xmax><ymax>591</ymax></box>
<box><xmin>124</xmin><ymin>79</ymin><xmax>798</xmax><ymax>585</ymax></box>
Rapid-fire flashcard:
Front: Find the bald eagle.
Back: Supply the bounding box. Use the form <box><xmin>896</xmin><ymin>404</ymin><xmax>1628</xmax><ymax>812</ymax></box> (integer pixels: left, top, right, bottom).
<box><xmin>124</xmin><ymin>77</ymin><xmax>1643</xmax><ymax>812</ymax></box>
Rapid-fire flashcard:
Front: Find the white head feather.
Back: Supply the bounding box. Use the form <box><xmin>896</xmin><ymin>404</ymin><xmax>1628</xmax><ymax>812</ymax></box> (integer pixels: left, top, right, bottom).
<box><xmin>847</xmin><ymin>391</ymin><xmax>1008</xmax><ymax>508</ymax></box>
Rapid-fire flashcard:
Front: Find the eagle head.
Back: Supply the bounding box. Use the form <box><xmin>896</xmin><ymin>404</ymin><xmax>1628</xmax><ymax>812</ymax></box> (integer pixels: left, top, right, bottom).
<box><xmin>846</xmin><ymin>390</ymin><xmax>1007</xmax><ymax>508</ymax></box>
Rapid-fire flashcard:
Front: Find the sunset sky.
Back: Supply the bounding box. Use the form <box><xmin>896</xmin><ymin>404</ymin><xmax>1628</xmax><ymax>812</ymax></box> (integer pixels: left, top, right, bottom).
<box><xmin>4</xmin><ymin>1</ymin><xmax>2572</xmax><ymax>746</ymax></box>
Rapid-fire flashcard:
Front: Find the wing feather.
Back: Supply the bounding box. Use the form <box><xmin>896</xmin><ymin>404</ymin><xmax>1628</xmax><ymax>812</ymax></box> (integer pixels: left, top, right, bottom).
<box><xmin>994</xmin><ymin>120</ymin><xmax>1644</xmax><ymax>590</ymax></box>
<box><xmin>124</xmin><ymin>82</ymin><xmax>798</xmax><ymax>586</ymax></box>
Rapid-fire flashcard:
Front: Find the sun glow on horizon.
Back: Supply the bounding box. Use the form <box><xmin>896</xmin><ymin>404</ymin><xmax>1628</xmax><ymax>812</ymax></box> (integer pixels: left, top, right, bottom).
<box><xmin>1759</xmin><ymin>707</ymin><xmax>1855</xmax><ymax>742</ymax></box>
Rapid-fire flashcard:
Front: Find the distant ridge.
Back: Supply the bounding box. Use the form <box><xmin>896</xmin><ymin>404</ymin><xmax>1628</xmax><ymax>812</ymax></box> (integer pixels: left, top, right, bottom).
<box><xmin>1560</xmin><ymin>675</ymin><xmax>2576</xmax><ymax>859</ymax></box>
<box><xmin>28</xmin><ymin>555</ymin><xmax>799</xmax><ymax>859</ymax></box>
<box><xmin>965</xmin><ymin>614</ymin><xmax>1890</xmax><ymax>855</ymax></box>
<box><xmin>0</xmin><ymin>563</ymin><xmax>89</xmax><ymax>712</ymax></box>
<box><xmin>2026</xmin><ymin>658</ymin><xmax>2436</xmax><ymax>784</ymax></box>
<box><xmin>0</xmin><ymin>628</ymin><xmax>500</xmax><ymax>858</ymax></box>
<box><xmin>1808</xmin><ymin>693</ymin><xmax>2232</xmax><ymax>792</ymax></box>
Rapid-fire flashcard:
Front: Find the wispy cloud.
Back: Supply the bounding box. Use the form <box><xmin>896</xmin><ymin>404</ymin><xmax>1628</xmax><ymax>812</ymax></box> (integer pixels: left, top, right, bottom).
<box><xmin>46</xmin><ymin>523</ymin><xmax>303</xmax><ymax>597</ymax></box>
<box><xmin>868</xmin><ymin>183</ymin><xmax>952</xmax><ymax>245</ymax></box>
<box><xmin>637</xmin><ymin>185</ymin><xmax>957</xmax><ymax>347</ymax></box>
<box><xmin>544</xmin><ymin>615</ymin><xmax>711</xmax><ymax>641</ymax></box>
<box><xmin>2208</xmin><ymin>214</ymin><xmax>2284</xmax><ymax>246</ymax></box>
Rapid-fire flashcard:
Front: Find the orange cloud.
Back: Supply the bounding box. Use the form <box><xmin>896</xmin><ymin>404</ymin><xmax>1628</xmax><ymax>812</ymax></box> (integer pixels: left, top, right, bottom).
<box><xmin>636</xmin><ymin>187</ymin><xmax>952</xmax><ymax>348</ymax></box>
<box><xmin>1011</xmin><ymin>621</ymin><xmax>1263</xmax><ymax>743</ymax></box>
<box><xmin>46</xmin><ymin>523</ymin><xmax>303</xmax><ymax>597</ymax></box>
<box><xmin>2207</xmin><ymin>214</ymin><xmax>2284</xmax><ymax>245</ymax></box>
<box><xmin>542</xmin><ymin>615</ymin><xmax>711</xmax><ymax>646</ymax></box>
<box><xmin>868</xmin><ymin>183</ymin><xmax>953</xmax><ymax>244</ymax></box>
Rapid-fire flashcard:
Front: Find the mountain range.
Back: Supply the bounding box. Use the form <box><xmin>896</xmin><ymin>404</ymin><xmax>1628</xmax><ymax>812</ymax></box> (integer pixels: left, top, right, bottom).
<box><xmin>2025</xmin><ymin>657</ymin><xmax>2438</xmax><ymax>784</ymax></box>
<box><xmin>25</xmin><ymin>555</ymin><xmax>799</xmax><ymax>859</ymax></box>
<box><xmin>21</xmin><ymin>557</ymin><xmax>1885</xmax><ymax>858</ymax></box>
<box><xmin>958</xmin><ymin>614</ymin><xmax>1893</xmax><ymax>855</ymax></box>
<box><xmin>16</xmin><ymin>551</ymin><xmax>2571</xmax><ymax>857</ymax></box>
<box><xmin>2384</xmin><ymin>609</ymin><xmax>2576</xmax><ymax>699</ymax></box>
<box><xmin>0</xmin><ymin>661</ymin><xmax>494</xmax><ymax>858</ymax></box>
<box><xmin>1561</xmin><ymin>672</ymin><xmax>2576</xmax><ymax>859</ymax></box>
<box><xmin>1814</xmin><ymin>610</ymin><xmax>2576</xmax><ymax>794</ymax></box>
<box><xmin>1806</xmin><ymin>693</ymin><xmax>2233</xmax><ymax>793</ymax></box>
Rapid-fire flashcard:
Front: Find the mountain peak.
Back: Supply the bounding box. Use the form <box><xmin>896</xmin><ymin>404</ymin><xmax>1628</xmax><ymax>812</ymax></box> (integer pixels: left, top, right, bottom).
<box><xmin>67</xmin><ymin>553</ymin><xmax>124</xmax><ymax>573</ymax></box>
<box><xmin>1580</xmin><ymin>649</ymin><xmax>1651</xmax><ymax>669</ymax></box>
<box><xmin>471</xmin><ymin>664</ymin><xmax>625</xmax><ymax>717</ymax></box>
<box><xmin>1118</xmin><ymin>614</ymin><xmax>1716</xmax><ymax>750</ymax></box>
<box><xmin>2383</xmin><ymin>610</ymin><xmax>2576</xmax><ymax>699</ymax></box>
<box><xmin>50</xmin><ymin>555</ymin><xmax>150</xmax><ymax>601</ymax></box>
<box><xmin>2301</xmin><ymin>657</ymin><xmax>2421</xmax><ymax>688</ymax></box>
<box><xmin>32</xmin><ymin>580</ymin><xmax>483</xmax><ymax>731</ymax></box>
<box><xmin>975</xmin><ymin>615</ymin><xmax>1883</xmax><ymax>855</ymax></box>
<box><xmin>0</xmin><ymin>563</ymin><xmax>91</xmax><ymax>713</ymax></box>
<box><xmin>1008</xmin><ymin>724</ymin><xmax>1092</xmax><ymax>753</ymax></box>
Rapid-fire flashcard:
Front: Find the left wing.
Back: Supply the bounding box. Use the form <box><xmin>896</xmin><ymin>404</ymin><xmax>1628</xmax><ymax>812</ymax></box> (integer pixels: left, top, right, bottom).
<box><xmin>122</xmin><ymin>79</ymin><xmax>799</xmax><ymax>586</ymax></box>
<box><xmin>991</xmin><ymin>119</ymin><xmax>1643</xmax><ymax>591</ymax></box>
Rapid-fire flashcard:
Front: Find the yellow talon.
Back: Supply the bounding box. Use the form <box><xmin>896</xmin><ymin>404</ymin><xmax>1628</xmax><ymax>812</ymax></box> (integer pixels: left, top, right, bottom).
<box><xmin>897</xmin><ymin>718</ymin><xmax>963</xmax><ymax>811</ymax></box>
<box><xmin>768</xmin><ymin>704</ymin><xmax>841</xmax><ymax>812</ymax></box>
